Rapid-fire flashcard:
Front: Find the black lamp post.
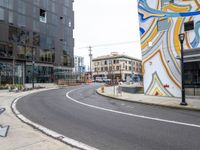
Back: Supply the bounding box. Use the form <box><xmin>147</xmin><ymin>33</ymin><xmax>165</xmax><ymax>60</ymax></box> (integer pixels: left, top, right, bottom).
<box><xmin>178</xmin><ymin>33</ymin><xmax>187</xmax><ymax>106</ymax></box>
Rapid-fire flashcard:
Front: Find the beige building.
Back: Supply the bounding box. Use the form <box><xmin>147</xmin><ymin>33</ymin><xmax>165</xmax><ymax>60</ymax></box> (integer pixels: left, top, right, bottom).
<box><xmin>92</xmin><ymin>52</ymin><xmax>142</xmax><ymax>82</ymax></box>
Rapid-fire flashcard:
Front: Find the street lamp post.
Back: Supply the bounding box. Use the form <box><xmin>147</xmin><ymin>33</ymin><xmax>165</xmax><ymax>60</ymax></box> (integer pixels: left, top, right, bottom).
<box><xmin>178</xmin><ymin>33</ymin><xmax>187</xmax><ymax>106</ymax></box>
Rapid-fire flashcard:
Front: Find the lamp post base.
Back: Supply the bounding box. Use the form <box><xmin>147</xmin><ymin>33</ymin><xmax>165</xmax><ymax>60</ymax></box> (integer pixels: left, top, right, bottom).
<box><xmin>180</xmin><ymin>102</ymin><xmax>188</xmax><ymax>106</ymax></box>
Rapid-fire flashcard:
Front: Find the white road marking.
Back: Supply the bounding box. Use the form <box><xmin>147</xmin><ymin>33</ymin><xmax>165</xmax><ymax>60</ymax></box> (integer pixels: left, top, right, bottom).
<box><xmin>66</xmin><ymin>88</ymin><xmax>200</xmax><ymax>128</ymax></box>
<box><xmin>12</xmin><ymin>96</ymin><xmax>99</xmax><ymax>150</ymax></box>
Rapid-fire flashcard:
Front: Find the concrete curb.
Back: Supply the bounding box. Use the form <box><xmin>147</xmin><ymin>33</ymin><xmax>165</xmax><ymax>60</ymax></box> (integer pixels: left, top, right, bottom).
<box><xmin>11</xmin><ymin>89</ymin><xmax>99</xmax><ymax>150</ymax></box>
<box><xmin>96</xmin><ymin>88</ymin><xmax>200</xmax><ymax>112</ymax></box>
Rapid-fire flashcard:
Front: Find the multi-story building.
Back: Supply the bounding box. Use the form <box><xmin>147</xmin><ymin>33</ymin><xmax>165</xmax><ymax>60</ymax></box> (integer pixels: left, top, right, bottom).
<box><xmin>74</xmin><ymin>56</ymin><xmax>85</xmax><ymax>73</ymax></box>
<box><xmin>0</xmin><ymin>0</ymin><xmax>74</xmax><ymax>85</ymax></box>
<box><xmin>92</xmin><ymin>52</ymin><xmax>142</xmax><ymax>82</ymax></box>
<box><xmin>138</xmin><ymin>0</ymin><xmax>200</xmax><ymax>97</ymax></box>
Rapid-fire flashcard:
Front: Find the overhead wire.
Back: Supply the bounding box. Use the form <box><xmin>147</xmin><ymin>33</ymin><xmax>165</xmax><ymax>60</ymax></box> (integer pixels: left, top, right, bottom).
<box><xmin>74</xmin><ymin>40</ymin><xmax>140</xmax><ymax>50</ymax></box>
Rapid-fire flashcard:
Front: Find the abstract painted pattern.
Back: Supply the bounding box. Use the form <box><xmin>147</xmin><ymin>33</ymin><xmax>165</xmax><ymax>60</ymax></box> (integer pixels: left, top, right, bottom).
<box><xmin>138</xmin><ymin>0</ymin><xmax>200</xmax><ymax>97</ymax></box>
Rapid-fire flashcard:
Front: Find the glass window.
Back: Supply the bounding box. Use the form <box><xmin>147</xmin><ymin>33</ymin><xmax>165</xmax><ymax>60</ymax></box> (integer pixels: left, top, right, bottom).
<box><xmin>40</xmin><ymin>9</ymin><xmax>47</xmax><ymax>23</ymax></box>
<box><xmin>52</xmin><ymin>2</ymin><xmax>56</xmax><ymax>13</ymax></box>
<box><xmin>40</xmin><ymin>34</ymin><xmax>47</xmax><ymax>49</ymax></box>
<box><xmin>4</xmin><ymin>0</ymin><xmax>8</xmax><ymax>8</ymax></box>
<box><xmin>17</xmin><ymin>45</ymin><xmax>26</xmax><ymax>59</ymax></box>
<box><xmin>9</xmin><ymin>26</ymin><xmax>18</xmax><ymax>42</ymax></box>
<box><xmin>18</xmin><ymin>14</ymin><xmax>26</xmax><ymax>27</ymax></box>
<box><xmin>18</xmin><ymin>0</ymin><xmax>26</xmax><ymax>14</ymax></box>
<box><xmin>33</xmin><ymin>32</ymin><xmax>40</xmax><ymax>46</ymax></box>
<box><xmin>0</xmin><ymin>44</ymin><xmax>6</xmax><ymax>57</ymax></box>
<box><xmin>63</xmin><ymin>6</ymin><xmax>67</xmax><ymax>16</ymax></box>
<box><xmin>0</xmin><ymin>1</ymin><xmax>3</xmax><ymax>7</ymax></box>
<box><xmin>33</xmin><ymin>7</ymin><xmax>39</xmax><ymax>18</ymax></box>
<box><xmin>64</xmin><ymin>0</ymin><xmax>69</xmax><ymax>7</ymax></box>
<box><xmin>41</xmin><ymin>0</ymin><xmax>48</xmax><ymax>9</ymax></box>
<box><xmin>8</xmin><ymin>0</ymin><xmax>13</xmax><ymax>9</ymax></box>
<box><xmin>33</xmin><ymin>20</ymin><xmax>39</xmax><ymax>32</ymax></box>
<box><xmin>52</xmin><ymin>14</ymin><xmax>57</xmax><ymax>25</ymax></box>
<box><xmin>25</xmin><ymin>47</ymin><xmax>33</xmax><ymax>60</ymax></box>
<box><xmin>8</xmin><ymin>11</ymin><xmax>13</xmax><ymax>23</ymax></box>
<box><xmin>0</xmin><ymin>7</ymin><xmax>4</xmax><ymax>20</ymax></box>
<box><xmin>33</xmin><ymin>0</ymin><xmax>40</xmax><ymax>6</ymax></box>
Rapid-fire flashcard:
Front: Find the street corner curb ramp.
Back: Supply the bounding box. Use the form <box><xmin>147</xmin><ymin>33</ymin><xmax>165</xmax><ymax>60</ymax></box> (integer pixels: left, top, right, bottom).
<box><xmin>0</xmin><ymin>107</ymin><xmax>10</xmax><ymax>137</ymax></box>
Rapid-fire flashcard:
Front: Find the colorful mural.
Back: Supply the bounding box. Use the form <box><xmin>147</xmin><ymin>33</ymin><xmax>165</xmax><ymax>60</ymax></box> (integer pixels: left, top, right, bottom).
<box><xmin>138</xmin><ymin>0</ymin><xmax>200</xmax><ymax>97</ymax></box>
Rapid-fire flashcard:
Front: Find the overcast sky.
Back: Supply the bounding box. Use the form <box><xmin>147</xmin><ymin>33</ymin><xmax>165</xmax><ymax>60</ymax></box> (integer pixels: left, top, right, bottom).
<box><xmin>73</xmin><ymin>0</ymin><xmax>141</xmax><ymax>69</ymax></box>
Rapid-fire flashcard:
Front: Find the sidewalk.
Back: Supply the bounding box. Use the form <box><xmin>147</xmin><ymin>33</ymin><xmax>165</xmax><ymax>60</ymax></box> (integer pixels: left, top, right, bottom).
<box><xmin>97</xmin><ymin>86</ymin><xmax>200</xmax><ymax>111</ymax></box>
<box><xmin>0</xmin><ymin>87</ymin><xmax>77</xmax><ymax>150</ymax></box>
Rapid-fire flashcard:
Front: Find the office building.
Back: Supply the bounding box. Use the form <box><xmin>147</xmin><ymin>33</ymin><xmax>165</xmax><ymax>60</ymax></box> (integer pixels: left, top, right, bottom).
<box><xmin>0</xmin><ymin>0</ymin><xmax>74</xmax><ymax>84</ymax></box>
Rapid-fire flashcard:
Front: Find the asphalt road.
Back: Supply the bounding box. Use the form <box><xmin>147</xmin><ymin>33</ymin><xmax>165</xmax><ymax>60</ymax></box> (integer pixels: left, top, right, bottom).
<box><xmin>17</xmin><ymin>84</ymin><xmax>200</xmax><ymax>150</ymax></box>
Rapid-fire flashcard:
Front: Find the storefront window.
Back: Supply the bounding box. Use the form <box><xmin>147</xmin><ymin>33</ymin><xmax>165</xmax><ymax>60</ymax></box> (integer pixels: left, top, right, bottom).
<box><xmin>25</xmin><ymin>65</ymin><xmax>53</xmax><ymax>83</ymax></box>
<box><xmin>0</xmin><ymin>62</ymin><xmax>23</xmax><ymax>85</ymax></box>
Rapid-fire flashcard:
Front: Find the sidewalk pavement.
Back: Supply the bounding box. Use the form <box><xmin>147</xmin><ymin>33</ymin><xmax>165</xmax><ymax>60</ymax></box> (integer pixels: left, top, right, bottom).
<box><xmin>0</xmin><ymin>87</ymin><xmax>77</xmax><ymax>150</ymax></box>
<box><xmin>97</xmin><ymin>86</ymin><xmax>200</xmax><ymax>111</ymax></box>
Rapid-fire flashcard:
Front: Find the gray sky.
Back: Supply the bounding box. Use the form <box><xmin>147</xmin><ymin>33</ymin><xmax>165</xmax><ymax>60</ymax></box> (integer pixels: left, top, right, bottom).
<box><xmin>74</xmin><ymin>0</ymin><xmax>141</xmax><ymax>68</ymax></box>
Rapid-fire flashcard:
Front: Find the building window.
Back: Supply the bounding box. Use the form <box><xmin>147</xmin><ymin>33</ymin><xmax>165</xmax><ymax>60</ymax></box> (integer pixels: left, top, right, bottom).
<box><xmin>33</xmin><ymin>20</ymin><xmax>39</xmax><ymax>32</ymax></box>
<box><xmin>104</xmin><ymin>60</ymin><xmax>107</xmax><ymax>65</ymax></box>
<box><xmin>18</xmin><ymin>0</ymin><xmax>26</xmax><ymax>14</ymax></box>
<box><xmin>8</xmin><ymin>0</ymin><xmax>14</xmax><ymax>9</ymax></box>
<box><xmin>0</xmin><ymin>8</ymin><xmax>4</xmax><ymax>21</ymax></box>
<box><xmin>33</xmin><ymin>32</ymin><xmax>40</xmax><ymax>46</ymax></box>
<box><xmin>17</xmin><ymin>45</ymin><xmax>26</xmax><ymax>59</ymax></box>
<box><xmin>51</xmin><ymin>2</ymin><xmax>56</xmax><ymax>13</ymax></box>
<box><xmin>18</xmin><ymin>14</ymin><xmax>26</xmax><ymax>27</ymax></box>
<box><xmin>8</xmin><ymin>11</ymin><xmax>13</xmax><ymax>24</ymax></box>
<box><xmin>184</xmin><ymin>21</ymin><xmax>194</xmax><ymax>31</ymax></box>
<box><xmin>40</xmin><ymin>9</ymin><xmax>47</xmax><ymax>23</ymax></box>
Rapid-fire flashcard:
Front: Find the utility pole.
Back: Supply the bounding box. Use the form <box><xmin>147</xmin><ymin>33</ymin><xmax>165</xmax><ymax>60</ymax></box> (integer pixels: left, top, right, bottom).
<box><xmin>89</xmin><ymin>46</ymin><xmax>92</xmax><ymax>78</ymax></box>
<box><xmin>131</xmin><ymin>60</ymin><xmax>134</xmax><ymax>82</ymax></box>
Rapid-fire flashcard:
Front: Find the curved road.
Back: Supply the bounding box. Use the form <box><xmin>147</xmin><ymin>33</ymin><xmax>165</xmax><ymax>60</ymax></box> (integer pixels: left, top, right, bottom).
<box><xmin>17</xmin><ymin>84</ymin><xmax>200</xmax><ymax>150</ymax></box>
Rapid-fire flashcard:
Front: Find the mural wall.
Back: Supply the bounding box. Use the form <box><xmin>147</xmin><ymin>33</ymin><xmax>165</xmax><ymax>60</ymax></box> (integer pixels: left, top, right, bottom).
<box><xmin>138</xmin><ymin>0</ymin><xmax>200</xmax><ymax>97</ymax></box>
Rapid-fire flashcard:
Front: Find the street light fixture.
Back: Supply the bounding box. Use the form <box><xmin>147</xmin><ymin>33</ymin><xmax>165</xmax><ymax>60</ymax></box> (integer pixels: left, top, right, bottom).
<box><xmin>178</xmin><ymin>33</ymin><xmax>187</xmax><ymax>106</ymax></box>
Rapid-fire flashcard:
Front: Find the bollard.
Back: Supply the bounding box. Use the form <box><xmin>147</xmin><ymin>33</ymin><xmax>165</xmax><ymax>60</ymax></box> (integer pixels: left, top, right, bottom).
<box><xmin>101</xmin><ymin>86</ymin><xmax>104</xmax><ymax>93</ymax></box>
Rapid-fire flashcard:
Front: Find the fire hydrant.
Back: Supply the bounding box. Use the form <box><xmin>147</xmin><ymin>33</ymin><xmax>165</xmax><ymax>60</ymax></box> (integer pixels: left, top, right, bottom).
<box><xmin>101</xmin><ymin>86</ymin><xmax>104</xmax><ymax>93</ymax></box>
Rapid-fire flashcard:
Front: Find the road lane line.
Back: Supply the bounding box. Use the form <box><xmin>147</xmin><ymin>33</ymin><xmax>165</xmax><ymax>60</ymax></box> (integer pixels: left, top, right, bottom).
<box><xmin>66</xmin><ymin>88</ymin><xmax>200</xmax><ymax>128</ymax></box>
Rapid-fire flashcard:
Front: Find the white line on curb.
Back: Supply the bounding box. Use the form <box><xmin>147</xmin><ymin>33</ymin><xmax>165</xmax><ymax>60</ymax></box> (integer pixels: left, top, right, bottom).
<box><xmin>66</xmin><ymin>88</ymin><xmax>200</xmax><ymax>128</ymax></box>
<box><xmin>12</xmin><ymin>95</ymin><xmax>99</xmax><ymax>150</ymax></box>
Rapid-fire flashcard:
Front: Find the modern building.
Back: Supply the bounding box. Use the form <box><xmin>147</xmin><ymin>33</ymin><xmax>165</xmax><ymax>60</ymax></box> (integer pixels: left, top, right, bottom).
<box><xmin>74</xmin><ymin>56</ymin><xmax>85</xmax><ymax>73</ymax></box>
<box><xmin>0</xmin><ymin>0</ymin><xmax>74</xmax><ymax>85</ymax></box>
<box><xmin>92</xmin><ymin>52</ymin><xmax>142</xmax><ymax>82</ymax></box>
<box><xmin>138</xmin><ymin>0</ymin><xmax>200</xmax><ymax>97</ymax></box>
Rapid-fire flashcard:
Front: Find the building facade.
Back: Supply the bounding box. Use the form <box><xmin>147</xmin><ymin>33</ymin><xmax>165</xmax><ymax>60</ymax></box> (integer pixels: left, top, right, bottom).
<box><xmin>92</xmin><ymin>52</ymin><xmax>142</xmax><ymax>82</ymax></box>
<box><xmin>138</xmin><ymin>0</ymin><xmax>200</xmax><ymax>97</ymax></box>
<box><xmin>0</xmin><ymin>0</ymin><xmax>74</xmax><ymax>85</ymax></box>
<box><xmin>74</xmin><ymin>56</ymin><xmax>85</xmax><ymax>73</ymax></box>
